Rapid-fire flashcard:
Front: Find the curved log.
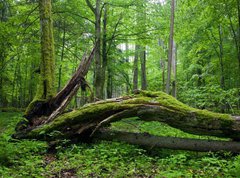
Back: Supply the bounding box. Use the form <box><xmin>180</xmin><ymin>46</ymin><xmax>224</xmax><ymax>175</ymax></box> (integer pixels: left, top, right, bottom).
<box><xmin>14</xmin><ymin>90</ymin><xmax>240</xmax><ymax>140</ymax></box>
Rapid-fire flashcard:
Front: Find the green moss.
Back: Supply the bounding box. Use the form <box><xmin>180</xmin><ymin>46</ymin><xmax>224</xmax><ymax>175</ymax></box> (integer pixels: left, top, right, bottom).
<box><xmin>136</xmin><ymin>90</ymin><xmax>163</xmax><ymax>97</ymax></box>
<box><xmin>26</xmin><ymin>90</ymin><xmax>236</xmax><ymax>139</ymax></box>
<box><xmin>139</xmin><ymin>90</ymin><xmax>232</xmax><ymax>118</ymax></box>
<box><xmin>29</xmin><ymin>102</ymin><xmax>141</xmax><ymax>137</ymax></box>
<box><xmin>122</xmin><ymin>97</ymin><xmax>153</xmax><ymax>105</ymax></box>
<box><xmin>24</xmin><ymin>98</ymin><xmax>46</xmax><ymax>116</ymax></box>
<box><xmin>34</xmin><ymin>0</ymin><xmax>55</xmax><ymax>101</ymax></box>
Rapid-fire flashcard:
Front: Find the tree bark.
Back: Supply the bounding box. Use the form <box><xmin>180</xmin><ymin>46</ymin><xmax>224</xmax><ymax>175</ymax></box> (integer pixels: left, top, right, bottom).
<box><xmin>96</xmin><ymin>129</ymin><xmax>240</xmax><ymax>153</ymax></box>
<box><xmin>14</xmin><ymin>90</ymin><xmax>240</xmax><ymax>141</ymax></box>
<box><xmin>94</xmin><ymin>0</ymin><xmax>103</xmax><ymax>99</ymax></box>
<box><xmin>101</xmin><ymin>5</ymin><xmax>108</xmax><ymax>98</ymax></box>
<box><xmin>125</xmin><ymin>42</ymin><xmax>130</xmax><ymax>94</ymax></box>
<box><xmin>24</xmin><ymin>0</ymin><xmax>55</xmax><ymax>119</ymax></box>
<box><xmin>171</xmin><ymin>41</ymin><xmax>177</xmax><ymax>98</ymax></box>
<box><xmin>141</xmin><ymin>48</ymin><xmax>147</xmax><ymax>90</ymax></box>
<box><xmin>237</xmin><ymin>0</ymin><xmax>240</xmax><ymax>109</ymax></box>
<box><xmin>107</xmin><ymin>66</ymin><xmax>113</xmax><ymax>98</ymax></box>
<box><xmin>23</xmin><ymin>46</ymin><xmax>96</xmax><ymax>125</ymax></box>
<box><xmin>58</xmin><ymin>20</ymin><xmax>66</xmax><ymax>92</ymax></box>
<box><xmin>160</xmin><ymin>59</ymin><xmax>165</xmax><ymax>92</ymax></box>
<box><xmin>133</xmin><ymin>45</ymin><xmax>139</xmax><ymax>90</ymax></box>
<box><xmin>166</xmin><ymin>0</ymin><xmax>175</xmax><ymax>94</ymax></box>
<box><xmin>38</xmin><ymin>0</ymin><xmax>55</xmax><ymax>100</ymax></box>
<box><xmin>218</xmin><ymin>25</ymin><xmax>225</xmax><ymax>89</ymax></box>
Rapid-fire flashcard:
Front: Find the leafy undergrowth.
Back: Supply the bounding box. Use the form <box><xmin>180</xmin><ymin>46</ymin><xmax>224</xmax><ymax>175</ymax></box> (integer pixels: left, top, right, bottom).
<box><xmin>1</xmin><ymin>112</ymin><xmax>240</xmax><ymax>177</ymax></box>
<box><xmin>111</xmin><ymin>117</ymin><xmax>229</xmax><ymax>140</ymax></box>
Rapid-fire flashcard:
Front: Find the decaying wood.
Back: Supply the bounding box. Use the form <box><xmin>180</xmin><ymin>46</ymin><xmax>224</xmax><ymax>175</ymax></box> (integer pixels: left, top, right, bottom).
<box><xmin>14</xmin><ymin>90</ymin><xmax>240</xmax><ymax>143</ymax></box>
<box><xmin>23</xmin><ymin>45</ymin><xmax>96</xmax><ymax>126</ymax></box>
<box><xmin>96</xmin><ymin>129</ymin><xmax>240</xmax><ymax>153</ymax></box>
<box><xmin>14</xmin><ymin>44</ymin><xmax>240</xmax><ymax>152</ymax></box>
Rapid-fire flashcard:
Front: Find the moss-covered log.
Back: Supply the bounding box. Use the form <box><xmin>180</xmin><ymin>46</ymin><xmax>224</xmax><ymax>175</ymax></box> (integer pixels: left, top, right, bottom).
<box><xmin>14</xmin><ymin>90</ymin><xmax>240</xmax><ymax>141</ymax></box>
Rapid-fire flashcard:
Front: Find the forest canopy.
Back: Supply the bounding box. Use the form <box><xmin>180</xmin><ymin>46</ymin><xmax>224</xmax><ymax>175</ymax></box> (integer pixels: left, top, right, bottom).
<box><xmin>0</xmin><ymin>0</ymin><xmax>239</xmax><ymax>113</ymax></box>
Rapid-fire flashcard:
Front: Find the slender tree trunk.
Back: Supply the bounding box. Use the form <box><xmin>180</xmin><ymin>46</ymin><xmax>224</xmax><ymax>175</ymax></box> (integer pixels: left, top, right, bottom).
<box><xmin>141</xmin><ymin>48</ymin><xmax>147</xmax><ymax>90</ymax></box>
<box><xmin>0</xmin><ymin>59</ymin><xmax>2</xmax><ymax>107</ymax></box>
<box><xmin>166</xmin><ymin>0</ymin><xmax>175</xmax><ymax>94</ymax></box>
<box><xmin>94</xmin><ymin>0</ymin><xmax>103</xmax><ymax>99</ymax></box>
<box><xmin>237</xmin><ymin>0</ymin><xmax>240</xmax><ymax>109</ymax></box>
<box><xmin>0</xmin><ymin>0</ymin><xmax>9</xmax><ymax>107</ymax></box>
<box><xmin>171</xmin><ymin>41</ymin><xmax>177</xmax><ymax>98</ymax></box>
<box><xmin>237</xmin><ymin>0</ymin><xmax>240</xmax><ymax>74</ymax></box>
<box><xmin>226</xmin><ymin>0</ymin><xmax>240</xmax><ymax>88</ymax></box>
<box><xmin>16</xmin><ymin>61</ymin><xmax>22</xmax><ymax>108</ymax></box>
<box><xmin>101</xmin><ymin>5</ymin><xmax>108</xmax><ymax>98</ymax></box>
<box><xmin>58</xmin><ymin>20</ymin><xmax>66</xmax><ymax>91</ymax></box>
<box><xmin>28</xmin><ymin>63</ymin><xmax>35</xmax><ymax>104</ymax></box>
<box><xmin>0</xmin><ymin>0</ymin><xmax>8</xmax><ymax>22</ymax></box>
<box><xmin>160</xmin><ymin>59</ymin><xmax>165</xmax><ymax>92</ymax></box>
<box><xmin>133</xmin><ymin>45</ymin><xmax>139</xmax><ymax>90</ymax></box>
<box><xmin>218</xmin><ymin>25</ymin><xmax>225</xmax><ymax>89</ymax></box>
<box><xmin>23</xmin><ymin>60</ymin><xmax>28</xmax><ymax>107</ymax></box>
<box><xmin>125</xmin><ymin>43</ymin><xmax>130</xmax><ymax>94</ymax></box>
<box><xmin>11</xmin><ymin>58</ymin><xmax>19</xmax><ymax>106</ymax></box>
<box><xmin>107</xmin><ymin>66</ymin><xmax>112</xmax><ymax>98</ymax></box>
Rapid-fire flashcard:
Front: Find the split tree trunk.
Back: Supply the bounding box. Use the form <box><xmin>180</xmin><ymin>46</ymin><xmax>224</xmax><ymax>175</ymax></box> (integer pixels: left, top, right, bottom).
<box><xmin>22</xmin><ymin>46</ymin><xmax>96</xmax><ymax>126</ymax></box>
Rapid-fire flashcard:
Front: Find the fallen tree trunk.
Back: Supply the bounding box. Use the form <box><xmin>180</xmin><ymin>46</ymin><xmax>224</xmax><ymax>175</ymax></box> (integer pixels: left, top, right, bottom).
<box><xmin>96</xmin><ymin>129</ymin><xmax>240</xmax><ymax>153</ymax></box>
<box><xmin>14</xmin><ymin>90</ymin><xmax>240</xmax><ymax>141</ymax></box>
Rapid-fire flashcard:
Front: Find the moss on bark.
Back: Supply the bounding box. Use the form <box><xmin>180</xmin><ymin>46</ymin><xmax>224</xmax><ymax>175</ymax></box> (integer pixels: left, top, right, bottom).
<box><xmin>14</xmin><ymin>90</ymin><xmax>240</xmax><ymax>140</ymax></box>
<box><xmin>36</xmin><ymin>0</ymin><xmax>55</xmax><ymax>100</ymax></box>
<box><xmin>24</xmin><ymin>0</ymin><xmax>55</xmax><ymax>118</ymax></box>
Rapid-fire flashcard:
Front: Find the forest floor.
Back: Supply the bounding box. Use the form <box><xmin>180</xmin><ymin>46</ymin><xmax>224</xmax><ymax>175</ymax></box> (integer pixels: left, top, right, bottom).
<box><xmin>0</xmin><ymin>112</ymin><xmax>240</xmax><ymax>177</ymax></box>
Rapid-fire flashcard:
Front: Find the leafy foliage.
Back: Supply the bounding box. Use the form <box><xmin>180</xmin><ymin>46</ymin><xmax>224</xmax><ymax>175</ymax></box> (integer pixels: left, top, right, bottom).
<box><xmin>1</xmin><ymin>112</ymin><xmax>240</xmax><ymax>177</ymax></box>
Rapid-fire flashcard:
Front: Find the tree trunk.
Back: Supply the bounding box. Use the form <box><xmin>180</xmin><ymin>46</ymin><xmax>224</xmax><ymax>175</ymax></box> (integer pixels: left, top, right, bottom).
<box><xmin>237</xmin><ymin>0</ymin><xmax>240</xmax><ymax>76</ymax></box>
<box><xmin>171</xmin><ymin>41</ymin><xmax>177</xmax><ymax>98</ymax></box>
<box><xmin>124</xmin><ymin>43</ymin><xmax>130</xmax><ymax>94</ymax></box>
<box><xmin>160</xmin><ymin>59</ymin><xmax>165</xmax><ymax>92</ymax></box>
<box><xmin>133</xmin><ymin>45</ymin><xmax>139</xmax><ymax>90</ymax></box>
<box><xmin>24</xmin><ymin>0</ymin><xmax>56</xmax><ymax>120</ymax></box>
<box><xmin>96</xmin><ymin>129</ymin><xmax>240</xmax><ymax>153</ymax></box>
<box><xmin>237</xmin><ymin>0</ymin><xmax>240</xmax><ymax>109</ymax></box>
<box><xmin>107</xmin><ymin>66</ymin><xmax>113</xmax><ymax>98</ymax></box>
<box><xmin>94</xmin><ymin>0</ymin><xmax>103</xmax><ymax>99</ymax></box>
<box><xmin>101</xmin><ymin>5</ymin><xmax>108</xmax><ymax>99</ymax></box>
<box><xmin>23</xmin><ymin>46</ymin><xmax>96</xmax><ymax>124</ymax></box>
<box><xmin>37</xmin><ymin>0</ymin><xmax>55</xmax><ymax>100</ymax></box>
<box><xmin>14</xmin><ymin>90</ymin><xmax>240</xmax><ymax>142</ymax></box>
<box><xmin>166</xmin><ymin>0</ymin><xmax>175</xmax><ymax>94</ymax></box>
<box><xmin>218</xmin><ymin>25</ymin><xmax>225</xmax><ymax>89</ymax></box>
<box><xmin>141</xmin><ymin>48</ymin><xmax>147</xmax><ymax>90</ymax></box>
<box><xmin>24</xmin><ymin>0</ymin><xmax>55</xmax><ymax>113</ymax></box>
<box><xmin>58</xmin><ymin>20</ymin><xmax>66</xmax><ymax>92</ymax></box>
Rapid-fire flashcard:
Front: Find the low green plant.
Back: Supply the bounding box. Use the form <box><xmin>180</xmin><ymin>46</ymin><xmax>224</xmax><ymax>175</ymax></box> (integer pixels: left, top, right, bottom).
<box><xmin>0</xmin><ymin>112</ymin><xmax>240</xmax><ymax>177</ymax></box>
